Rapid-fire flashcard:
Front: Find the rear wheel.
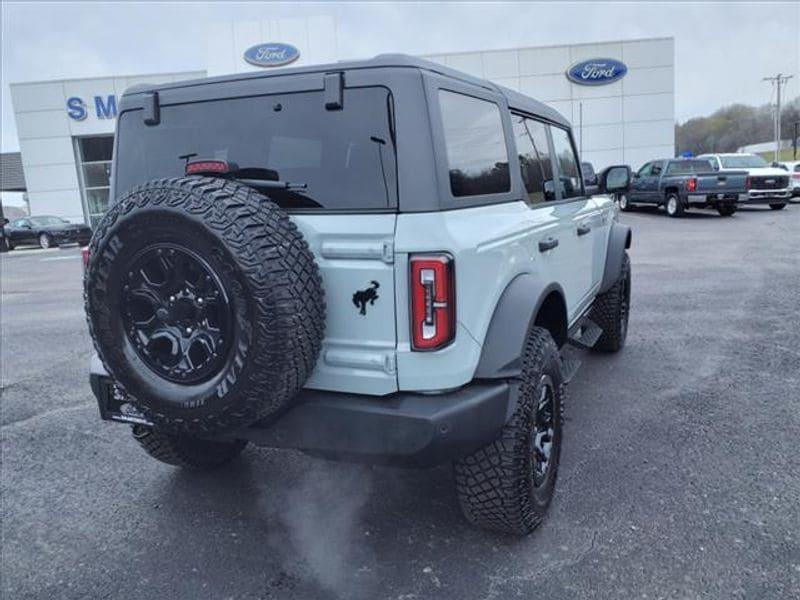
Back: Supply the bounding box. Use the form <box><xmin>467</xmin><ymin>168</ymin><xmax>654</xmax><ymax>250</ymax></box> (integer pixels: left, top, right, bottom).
<box><xmin>665</xmin><ymin>194</ymin><xmax>684</xmax><ymax>218</ymax></box>
<box><xmin>618</xmin><ymin>193</ymin><xmax>632</xmax><ymax>212</ymax></box>
<box><xmin>717</xmin><ymin>204</ymin><xmax>737</xmax><ymax>217</ymax></box>
<box><xmin>39</xmin><ymin>233</ymin><xmax>55</xmax><ymax>249</ymax></box>
<box><xmin>769</xmin><ymin>203</ymin><xmax>786</xmax><ymax>210</ymax></box>
<box><xmin>454</xmin><ymin>327</ymin><xmax>563</xmax><ymax>535</ymax></box>
<box><xmin>132</xmin><ymin>426</ymin><xmax>247</xmax><ymax>470</ymax></box>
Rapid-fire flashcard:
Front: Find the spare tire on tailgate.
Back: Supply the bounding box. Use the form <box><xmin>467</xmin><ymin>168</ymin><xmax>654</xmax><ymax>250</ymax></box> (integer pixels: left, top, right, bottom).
<box><xmin>85</xmin><ymin>176</ymin><xmax>325</xmax><ymax>436</ymax></box>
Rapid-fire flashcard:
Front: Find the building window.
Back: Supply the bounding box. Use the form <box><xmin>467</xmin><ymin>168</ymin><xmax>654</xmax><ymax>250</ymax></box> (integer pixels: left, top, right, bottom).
<box><xmin>75</xmin><ymin>136</ymin><xmax>113</xmax><ymax>227</ymax></box>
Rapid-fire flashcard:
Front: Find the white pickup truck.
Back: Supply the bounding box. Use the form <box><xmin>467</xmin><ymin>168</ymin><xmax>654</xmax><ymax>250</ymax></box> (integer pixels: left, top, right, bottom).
<box><xmin>698</xmin><ymin>153</ymin><xmax>791</xmax><ymax>210</ymax></box>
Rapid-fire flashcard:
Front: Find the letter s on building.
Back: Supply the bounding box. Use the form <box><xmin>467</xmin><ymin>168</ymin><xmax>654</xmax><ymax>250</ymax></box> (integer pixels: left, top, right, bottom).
<box><xmin>66</xmin><ymin>97</ymin><xmax>87</xmax><ymax>121</ymax></box>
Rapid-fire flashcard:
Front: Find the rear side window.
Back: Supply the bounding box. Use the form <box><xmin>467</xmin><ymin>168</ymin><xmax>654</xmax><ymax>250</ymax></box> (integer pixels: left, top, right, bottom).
<box><xmin>115</xmin><ymin>87</ymin><xmax>397</xmax><ymax>211</ymax></box>
<box><xmin>549</xmin><ymin>126</ymin><xmax>584</xmax><ymax>199</ymax></box>
<box><xmin>438</xmin><ymin>90</ymin><xmax>510</xmax><ymax>197</ymax></box>
<box><xmin>512</xmin><ymin>114</ymin><xmax>556</xmax><ymax>204</ymax></box>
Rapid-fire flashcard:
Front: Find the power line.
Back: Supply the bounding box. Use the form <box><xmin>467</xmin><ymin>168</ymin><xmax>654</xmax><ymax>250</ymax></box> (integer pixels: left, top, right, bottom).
<box><xmin>762</xmin><ymin>73</ymin><xmax>793</xmax><ymax>162</ymax></box>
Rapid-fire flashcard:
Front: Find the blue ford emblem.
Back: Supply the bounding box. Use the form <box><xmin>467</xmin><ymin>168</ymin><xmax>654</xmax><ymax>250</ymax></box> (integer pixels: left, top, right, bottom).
<box><xmin>243</xmin><ymin>43</ymin><xmax>300</xmax><ymax>68</ymax></box>
<box><xmin>566</xmin><ymin>58</ymin><xmax>628</xmax><ymax>86</ymax></box>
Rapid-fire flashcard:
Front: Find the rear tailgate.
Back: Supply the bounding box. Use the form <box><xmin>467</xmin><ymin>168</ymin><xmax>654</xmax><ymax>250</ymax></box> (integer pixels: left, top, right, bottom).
<box><xmin>114</xmin><ymin>72</ymin><xmax>401</xmax><ymax>396</ymax></box>
<box><xmin>695</xmin><ymin>170</ymin><xmax>748</xmax><ymax>195</ymax></box>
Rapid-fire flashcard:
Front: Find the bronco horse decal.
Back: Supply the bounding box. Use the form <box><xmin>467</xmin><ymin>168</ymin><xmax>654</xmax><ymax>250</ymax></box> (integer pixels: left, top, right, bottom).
<box><xmin>352</xmin><ymin>281</ymin><xmax>380</xmax><ymax>315</ymax></box>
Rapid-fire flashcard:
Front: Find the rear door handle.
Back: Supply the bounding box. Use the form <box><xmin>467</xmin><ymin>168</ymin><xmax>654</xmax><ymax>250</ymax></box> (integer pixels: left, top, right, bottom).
<box><xmin>577</xmin><ymin>224</ymin><xmax>591</xmax><ymax>236</ymax></box>
<box><xmin>538</xmin><ymin>237</ymin><xmax>559</xmax><ymax>252</ymax></box>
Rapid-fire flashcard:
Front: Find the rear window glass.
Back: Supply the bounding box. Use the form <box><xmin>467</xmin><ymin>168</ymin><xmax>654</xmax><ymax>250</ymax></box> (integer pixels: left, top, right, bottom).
<box><xmin>438</xmin><ymin>90</ymin><xmax>510</xmax><ymax>197</ymax></box>
<box><xmin>115</xmin><ymin>87</ymin><xmax>397</xmax><ymax>211</ymax></box>
<box><xmin>666</xmin><ymin>160</ymin><xmax>713</xmax><ymax>175</ymax></box>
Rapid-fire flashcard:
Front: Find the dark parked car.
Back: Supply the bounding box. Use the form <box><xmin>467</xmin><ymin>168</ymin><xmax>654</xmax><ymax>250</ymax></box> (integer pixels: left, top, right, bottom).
<box><xmin>0</xmin><ymin>205</ymin><xmax>7</xmax><ymax>253</ymax></box>
<box><xmin>3</xmin><ymin>215</ymin><xmax>92</xmax><ymax>250</ymax></box>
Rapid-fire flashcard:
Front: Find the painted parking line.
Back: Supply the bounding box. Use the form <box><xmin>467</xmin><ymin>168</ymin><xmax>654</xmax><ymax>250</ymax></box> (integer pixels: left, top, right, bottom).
<box><xmin>40</xmin><ymin>255</ymin><xmax>81</xmax><ymax>262</ymax></box>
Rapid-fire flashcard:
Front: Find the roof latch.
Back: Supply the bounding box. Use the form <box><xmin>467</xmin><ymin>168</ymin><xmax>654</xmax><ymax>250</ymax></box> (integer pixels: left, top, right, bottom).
<box><xmin>143</xmin><ymin>91</ymin><xmax>160</xmax><ymax>126</ymax></box>
<box><xmin>324</xmin><ymin>72</ymin><xmax>343</xmax><ymax>111</ymax></box>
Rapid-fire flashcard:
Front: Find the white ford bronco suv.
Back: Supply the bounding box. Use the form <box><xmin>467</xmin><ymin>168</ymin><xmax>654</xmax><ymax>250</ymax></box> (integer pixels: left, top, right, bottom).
<box><xmin>85</xmin><ymin>55</ymin><xmax>633</xmax><ymax>535</ymax></box>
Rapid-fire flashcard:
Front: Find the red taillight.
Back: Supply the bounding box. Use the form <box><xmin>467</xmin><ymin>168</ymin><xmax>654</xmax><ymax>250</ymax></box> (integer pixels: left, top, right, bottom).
<box><xmin>410</xmin><ymin>254</ymin><xmax>455</xmax><ymax>351</ymax></box>
<box><xmin>686</xmin><ymin>177</ymin><xmax>697</xmax><ymax>192</ymax></box>
<box><xmin>185</xmin><ymin>160</ymin><xmax>229</xmax><ymax>176</ymax></box>
<box><xmin>792</xmin><ymin>173</ymin><xmax>800</xmax><ymax>180</ymax></box>
<box><xmin>81</xmin><ymin>247</ymin><xmax>90</xmax><ymax>268</ymax></box>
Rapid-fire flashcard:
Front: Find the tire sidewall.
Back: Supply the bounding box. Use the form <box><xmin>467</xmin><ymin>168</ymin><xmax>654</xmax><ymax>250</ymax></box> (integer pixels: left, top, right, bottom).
<box><xmin>39</xmin><ymin>233</ymin><xmax>51</xmax><ymax>249</ymax></box>
<box><xmin>618</xmin><ymin>194</ymin><xmax>629</xmax><ymax>211</ymax></box>
<box><xmin>666</xmin><ymin>194</ymin><xmax>680</xmax><ymax>217</ymax></box>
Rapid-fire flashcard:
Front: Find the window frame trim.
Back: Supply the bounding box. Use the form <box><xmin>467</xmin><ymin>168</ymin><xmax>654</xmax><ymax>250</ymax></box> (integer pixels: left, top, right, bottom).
<box><xmin>510</xmin><ymin>111</ymin><xmax>557</xmax><ymax>207</ymax></box>
<box><xmin>547</xmin><ymin>122</ymin><xmax>587</xmax><ymax>202</ymax></box>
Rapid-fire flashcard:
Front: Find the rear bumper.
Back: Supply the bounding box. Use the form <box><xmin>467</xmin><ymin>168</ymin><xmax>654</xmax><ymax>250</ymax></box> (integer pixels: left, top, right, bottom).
<box><xmin>686</xmin><ymin>193</ymin><xmax>739</xmax><ymax>206</ymax></box>
<box><xmin>740</xmin><ymin>189</ymin><xmax>791</xmax><ymax>204</ymax></box>
<box><xmin>89</xmin><ymin>356</ymin><xmax>515</xmax><ymax>467</ymax></box>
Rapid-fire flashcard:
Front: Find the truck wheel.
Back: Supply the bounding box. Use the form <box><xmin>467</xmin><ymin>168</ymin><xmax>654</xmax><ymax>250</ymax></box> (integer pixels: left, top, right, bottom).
<box><xmin>717</xmin><ymin>204</ymin><xmax>737</xmax><ymax>217</ymax></box>
<box><xmin>618</xmin><ymin>193</ymin><xmax>632</xmax><ymax>212</ymax></box>
<box><xmin>589</xmin><ymin>253</ymin><xmax>630</xmax><ymax>353</ymax></box>
<box><xmin>769</xmin><ymin>203</ymin><xmax>786</xmax><ymax>210</ymax></box>
<box><xmin>132</xmin><ymin>425</ymin><xmax>247</xmax><ymax>470</ymax></box>
<box><xmin>85</xmin><ymin>177</ymin><xmax>325</xmax><ymax>436</ymax></box>
<box><xmin>665</xmin><ymin>194</ymin><xmax>684</xmax><ymax>218</ymax></box>
<box><xmin>454</xmin><ymin>327</ymin><xmax>563</xmax><ymax>535</ymax></box>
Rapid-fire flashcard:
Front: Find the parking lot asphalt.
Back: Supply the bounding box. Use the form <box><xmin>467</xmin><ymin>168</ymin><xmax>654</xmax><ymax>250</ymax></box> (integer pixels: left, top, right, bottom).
<box><xmin>2</xmin><ymin>206</ymin><xmax>800</xmax><ymax>600</ymax></box>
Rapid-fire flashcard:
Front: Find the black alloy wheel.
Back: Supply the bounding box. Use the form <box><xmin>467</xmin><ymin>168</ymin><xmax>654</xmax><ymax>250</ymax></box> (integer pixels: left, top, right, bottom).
<box><xmin>531</xmin><ymin>374</ymin><xmax>557</xmax><ymax>487</ymax></box>
<box><xmin>121</xmin><ymin>243</ymin><xmax>232</xmax><ymax>384</ymax></box>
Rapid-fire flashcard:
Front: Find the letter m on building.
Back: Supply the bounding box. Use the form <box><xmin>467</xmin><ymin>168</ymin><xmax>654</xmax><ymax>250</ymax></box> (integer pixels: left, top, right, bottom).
<box><xmin>94</xmin><ymin>95</ymin><xmax>118</xmax><ymax>119</ymax></box>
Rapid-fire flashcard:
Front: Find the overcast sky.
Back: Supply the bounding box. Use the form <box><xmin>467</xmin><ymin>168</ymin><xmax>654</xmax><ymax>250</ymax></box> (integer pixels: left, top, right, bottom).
<box><xmin>1</xmin><ymin>1</ymin><xmax>799</xmax><ymax>154</ymax></box>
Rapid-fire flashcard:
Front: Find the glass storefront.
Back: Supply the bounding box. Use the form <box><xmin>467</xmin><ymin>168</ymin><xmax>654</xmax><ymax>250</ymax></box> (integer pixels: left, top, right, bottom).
<box><xmin>75</xmin><ymin>136</ymin><xmax>113</xmax><ymax>227</ymax></box>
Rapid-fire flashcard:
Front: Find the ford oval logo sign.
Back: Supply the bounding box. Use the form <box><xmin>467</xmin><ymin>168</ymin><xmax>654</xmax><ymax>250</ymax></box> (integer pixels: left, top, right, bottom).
<box><xmin>566</xmin><ymin>58</ymin><xmax>628</xmax><ymax>86</ymax></box>
<box><xmin>243</xmin><ymin>43</ymin><xmax>300</xmax><ymax>68</ymax></box>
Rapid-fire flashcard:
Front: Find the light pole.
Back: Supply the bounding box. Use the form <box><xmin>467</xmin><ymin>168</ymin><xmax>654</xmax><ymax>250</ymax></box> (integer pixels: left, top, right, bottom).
<box><xmin>762</xmin><ymin>73</ymin><xmax>793</xmax><ymax>163</ymax></box>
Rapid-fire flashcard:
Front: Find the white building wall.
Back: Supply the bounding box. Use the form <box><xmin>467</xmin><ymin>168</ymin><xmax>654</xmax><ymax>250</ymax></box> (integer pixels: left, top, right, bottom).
<box><xmin>10</xmin><ymin>31</ymin><xmax>673</xmax><ymax>224</ymax></box>
<box><xmin>206</xmin><ymin>16</ymin><xmax>338</xmax><ymax>76</ymax></box>
<box><xmin>423</xmin><ymin>37</ymin><xmax>675</xmax><ymax>171</ymax></box>
<box><xmin>10</xmin><ymin>71</ymin><xmax>204</xmax><ymax>223</ymax></box>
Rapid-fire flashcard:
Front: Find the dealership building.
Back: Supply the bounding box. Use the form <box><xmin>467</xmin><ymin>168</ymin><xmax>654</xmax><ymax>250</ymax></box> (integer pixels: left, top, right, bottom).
<box><xmin>8</xmin><ymin>16</ymin><xmax>674</xmax><ymax>225</ymax></box>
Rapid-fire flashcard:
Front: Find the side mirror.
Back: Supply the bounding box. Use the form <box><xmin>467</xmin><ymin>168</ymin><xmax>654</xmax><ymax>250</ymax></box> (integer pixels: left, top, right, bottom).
<box><xmin>1</xmin><ymin>218</ymin><xmax>8</xmax><ymax>226</ymax></box>
<box><xmin>599</xmin><ymin>165</ymin><xmax>632</xmax><ymax>194</ymax></box>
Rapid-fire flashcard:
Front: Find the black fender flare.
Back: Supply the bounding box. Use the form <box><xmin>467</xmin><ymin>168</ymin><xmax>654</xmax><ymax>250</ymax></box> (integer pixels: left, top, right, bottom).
<box><xmin>600</xmin><ymin>222</ymin><xmax>632</xmax><ymax>294</ymax></box>
<box><xmin>474</xmin><ymin>276</ymin><xmax>566</xmax><ymax>380</ymax></box>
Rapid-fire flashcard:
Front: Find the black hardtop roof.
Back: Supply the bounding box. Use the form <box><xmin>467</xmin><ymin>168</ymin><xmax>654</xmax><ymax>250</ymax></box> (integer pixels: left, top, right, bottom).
<box><xmin>123</xmin><ymin>53</ymin><xmax>570</xmax><ymax>128</ymax></box>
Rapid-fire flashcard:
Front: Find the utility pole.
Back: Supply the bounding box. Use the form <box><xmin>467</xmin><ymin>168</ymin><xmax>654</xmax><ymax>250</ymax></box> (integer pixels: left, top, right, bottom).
<box><xmin>763</xmin><ymin>73</ymin><xmax>793</xmax><ymax>163</ymax></box>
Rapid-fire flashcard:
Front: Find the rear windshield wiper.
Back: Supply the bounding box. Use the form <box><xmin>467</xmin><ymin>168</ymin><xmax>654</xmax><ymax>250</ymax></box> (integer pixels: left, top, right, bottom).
<box><xmin>183</xmin><ymin>159</ymin><xmax>309</xmax><ymax>192</ymax></box>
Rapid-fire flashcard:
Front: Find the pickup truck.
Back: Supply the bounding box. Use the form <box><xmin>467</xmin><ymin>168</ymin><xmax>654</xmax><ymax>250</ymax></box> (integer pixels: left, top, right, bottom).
<box><xmin>618</xmin><ymin>158</ymin><xmax>748</xmax><ymax>217</ymax></box>
<box><xmin>699</xmin><ymin>153</ymin><xmax>791</xmax><ymax>210</ymax></box>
